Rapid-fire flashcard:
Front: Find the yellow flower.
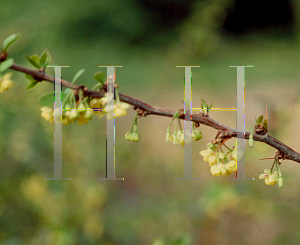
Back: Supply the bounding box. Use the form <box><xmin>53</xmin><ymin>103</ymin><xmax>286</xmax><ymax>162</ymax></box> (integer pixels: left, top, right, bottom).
<box><xmin>99</xmin><ymin>93</ymin><xmax>130</xmax><ymax>120</ymax></box>
<box><xmin>210</xmin><ymin>163</ymin><xmax>227</xmax><ymax>176</ymax></box>
<box><xmin>77</xmin><ymin>114</ymin><xmax>90</xmax><ymax>125</ymax></box>
<box><xmin>225</xmin><ymin>160</ymin><xmax>236</xmax><ymax>173</ymax></box>
<box><xmin>107</xmin><ymin>102</ymin><xmax>130</xmax><ymax>120</ymax></box>
<box><xmin>65</xmin><ymin>109</ymin><xmax>79</xmax><ymax>120</ymax></box>
<box><xmin>90</xmin><ymin>98</ymin><xmax>106</xmax><ymax>115</ymax></box>
<box><xmin>231</xmin><ymin>146</ymin><xmax>243</xmax><ymax>161</ymax></box>
<box><xmin>210</xmin><ymin>162</ymin><xmax>235</xmax><ymax>176</ymax></box>
<box><xmin>61</xmin><ymin>116</ymin><xmax>72</xmax><ymax>125</ymax></box>
<box><xmin>199</xmin><ymin>149</ymin><xmax>213</xmax><ymax>161</ymax></box>
<box><xmin>0</xmin><ymin>73</ymin><xmax>13</xmax><ymax>93</ymax></box>
<box><xmin>177</xmin><ymin>130</ymin><xmax>185</xmax><ymax>146</ymax></box>
<box><xmin>98</xmin><ymin>111</ymin><xmax>106</xmax><ymax>119</ymax></box>
<box><xmin>210</xmin><ymin>164</ymin><xmax>222</xmax><ymax>176</ymax></box>
<box><xmin>90</xmin><ymin>98</ymin><xmax>103</xmax><ymax>108</ymax></box>
<box><xmin>200</xmin><ymin>148</ymin><xmax>225</xmax><ymax>166</ymax></box>
<box><xmin>259</xmin><ymin>169</ymin><xmax>278</xmax><ymax>186</ymax></box>
<box><xmin>40</xmin><ymin>107</ymin><xmax>54</xmax><ymax>123</ymax></box>
<box><xmin>77</xmin><ymin>103</ymin><xmax>87</xmax><ymax>112</ymax></box>
<box><xmin>84</xmin><ymin>110</ymin><xmax>94</xmax><ymax>119</ymax></box>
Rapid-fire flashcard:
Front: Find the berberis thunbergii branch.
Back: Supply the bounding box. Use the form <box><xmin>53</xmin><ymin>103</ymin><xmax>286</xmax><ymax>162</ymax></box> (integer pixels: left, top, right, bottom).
<box><xmin>9</xmin><ymin>62</ymin><xmax>300</xmax><ymax>164</ymax></box>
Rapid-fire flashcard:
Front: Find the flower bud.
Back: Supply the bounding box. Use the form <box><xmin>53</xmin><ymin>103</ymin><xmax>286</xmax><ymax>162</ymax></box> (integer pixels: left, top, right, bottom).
<box><xmin>207</xmin><ymin>142</ymin><xmax>214</xmax><ymax>150</ymax></box>
<box><xmin>125</xmin><ymin>132</ymin><xmax>132</xmax><ymax>141</ymax></box>
<box><xmin>192</xmin><ymin>130</ymin><xmax>202</xmax><ymax>141</ymax></box>
<box><xmin>277</xmin><ymin>177</ymin><xmax>283</xmax><ymax>188</ymax></box>
<box><xmin>0</xmin><ymin>73</ymin><xmax>13</xmax><ymax>93</ymax></box>
<box><xmin>130</xmin><ymin>132</ymin><xmax>140</xmax><ymax>142</ymax></box>
<box><xmin>166</xmin><ymin>132</ymin><xmax>171</xmax><ymax>142</ymax></box>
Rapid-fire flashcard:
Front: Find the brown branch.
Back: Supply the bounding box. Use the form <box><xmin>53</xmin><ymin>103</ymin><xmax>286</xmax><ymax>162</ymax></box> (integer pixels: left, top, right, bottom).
<box><xmin>9</xmin><ymin>63</ymin><xmax>300</xmax><ymax>164</ymax></box>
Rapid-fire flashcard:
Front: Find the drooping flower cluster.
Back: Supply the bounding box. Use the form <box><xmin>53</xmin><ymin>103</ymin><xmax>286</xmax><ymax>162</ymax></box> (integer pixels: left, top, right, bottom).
<box><xmin>0</xmin><ymin>73</ymin><xmax>13</xmax><ymax>93</ymax></box>
<box><xmin>200</xmin><ymin>143</ymin><xmax>242</xmax><ymax>176</ymax></box>
<box><xmin>40</xmin><ymin>104</ymin><xmax>93</xmax><ymax>125</ymax></box>
<box><xmin>40</xmin><ymin>93</ymin><xmax>130</xmax><ymax>125</ymax></box>
<box><xmin>259</xmin><ymin>169</ymin><xmax>278</xmax><ymax>185</ymax></box>
<box><xmin>258</xmin><ymin>156</ymin><xmax>283</xmax><ymax>188</ymax></box>
<box><xmin>166</xmin><ymin>129</ymin><xmax>185</xmax><ymax>146</ymax></box>
<box><xmin>89</xmin><ymin>93</ymin><xmax>130</xmax><ymax>120</ymax></box>
<box><xmin>125</xmin><ymin>113</ymin><xmax>140</xmax><ymax>142</ymax></box>
<box><xmin>166</xmin><ymin>129</ymin><xmax>203</xmax><ymax>146</ymax></box>
<box><xmin>165</xmin><ymin>110</ymin><xmax>203</xmax><ymax>146</ymax></box>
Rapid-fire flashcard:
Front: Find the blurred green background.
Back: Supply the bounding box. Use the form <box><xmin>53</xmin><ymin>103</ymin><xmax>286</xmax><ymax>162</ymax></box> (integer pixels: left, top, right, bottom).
<box><xmin>1</xmin><ymin>0</ymin><xmax>300</xmax><ymax>244</ymax></box>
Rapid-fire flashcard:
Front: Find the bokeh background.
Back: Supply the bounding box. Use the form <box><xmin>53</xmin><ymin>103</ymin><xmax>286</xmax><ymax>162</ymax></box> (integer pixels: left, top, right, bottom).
<box><xmin>1</xmin><ymin>0</ymin><xmax>300</xmax><ymax>244</ymax></box>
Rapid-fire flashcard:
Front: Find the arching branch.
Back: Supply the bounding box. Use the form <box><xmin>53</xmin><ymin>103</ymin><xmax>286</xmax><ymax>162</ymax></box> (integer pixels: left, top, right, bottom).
<box><xmin>9</xmin><ymin>63</ymin><xmax>300</xmax><ymax>163</ymax></box>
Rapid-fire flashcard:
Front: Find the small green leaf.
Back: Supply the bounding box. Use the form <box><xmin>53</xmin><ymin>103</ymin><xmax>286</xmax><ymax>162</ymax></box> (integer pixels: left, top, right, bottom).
<box><xmin>201</xmin><ymin>99</ymin><xmax>207</xmax><ymax>109</ymax></box>
<box><xmin>257</xmin><ymin>115</ymin><xmax>264</xmax><ymax>124</ymax></box>
<box><xmin>72</xmin><ymin>69</ymin><xmax>85</xmax><ymax>84</ymax></box>
<box><xmin>2</xmin><ymin>33</ymin><xmax>21</xmax><ymax>51</ymax></box>
<box><xmin>39</xmin><ymin>49</ymin><xmax>48</xmax><ymax>68</ymax></box>
<box><xmin>0</xmin><ymin>58</ymin><xmax>13</xmax><ymax>72</ymax></box>
<box><xmin>93</xmin><ymin>71</ymin><xmax>106</xmax><ymax>84</ymax></box>
<box><xmin>45</xmin><ymin>52</ymin><xmax>51</xmax><ymax>66</ymax></box>
<box><xmin>262</xmin><ymin>119</ymin><xmax>268</xmax><ymax>129</ymax></box>
<box><xmin>25</xmin><ymin>73</ymin><xmax>34</xmax><ymax>80</ymax></box>
<box><xmin>25</xmin><ymin>55</ymin><xmax>40</xmax><ymax>69</ymax></box>
<box><xmin>63</xmin><ymin>88</ymin><xmax>72</xmax><ymax>95</ymax></box>
<box><xmin>209</xmin><ymin>101</ymin><xmax>215</xmax><ymax>109</ymax></box>
<box><xmin>27</xmin><ymin>80</ymin><xmax>39</xmax><ymax>90</ymax></box>
<box><xmin>92</xmin><ymin>82</ymin><xmax>103</xmax><ymax>90</ymax></box>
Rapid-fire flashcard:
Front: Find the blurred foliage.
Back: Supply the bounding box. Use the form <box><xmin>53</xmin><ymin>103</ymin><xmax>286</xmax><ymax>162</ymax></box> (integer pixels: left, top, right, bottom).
<box><xmin>1</xmin><ymin>0</ymin><xmax>300</xmax><ymax>244</ymax></box>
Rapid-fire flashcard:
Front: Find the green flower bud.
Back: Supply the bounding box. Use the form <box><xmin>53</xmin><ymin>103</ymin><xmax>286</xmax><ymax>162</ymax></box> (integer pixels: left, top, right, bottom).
<box><xmin>192</xmin><ymin>130</ymin><xmax>202</xmax><ymax>141</ymax></box>
<box><xmin>125</xmin><ymin>132</ymin><xmax>132</xmax><ymax>141</ymax></box>
<box><xmin>249</xmin><ymin>133</ymin><xmax>253</xmax><ymax>148</ymax></box>
<box><xmin>172</xmin><ymin>133</ymin><xmax>178</xmax><ymax>145</ymax></box>
<box><xmin>207</xmin><ymin>142</ymin><xmax>214</xmax><ymax>150</ymax></box>
<box><xmin>277</xmin><ymin>177</ymin><xmax>283</xmax><ymax>188</ymax></box>
<box><xmin>166</xmin><ymin>131</ymin><xmax>171</xmax><ymax>142</ymax></box>
<box><xmin>131</xmin><ymin>132</ymin><xmax>140</xmax><ymax>142</ymax></box>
